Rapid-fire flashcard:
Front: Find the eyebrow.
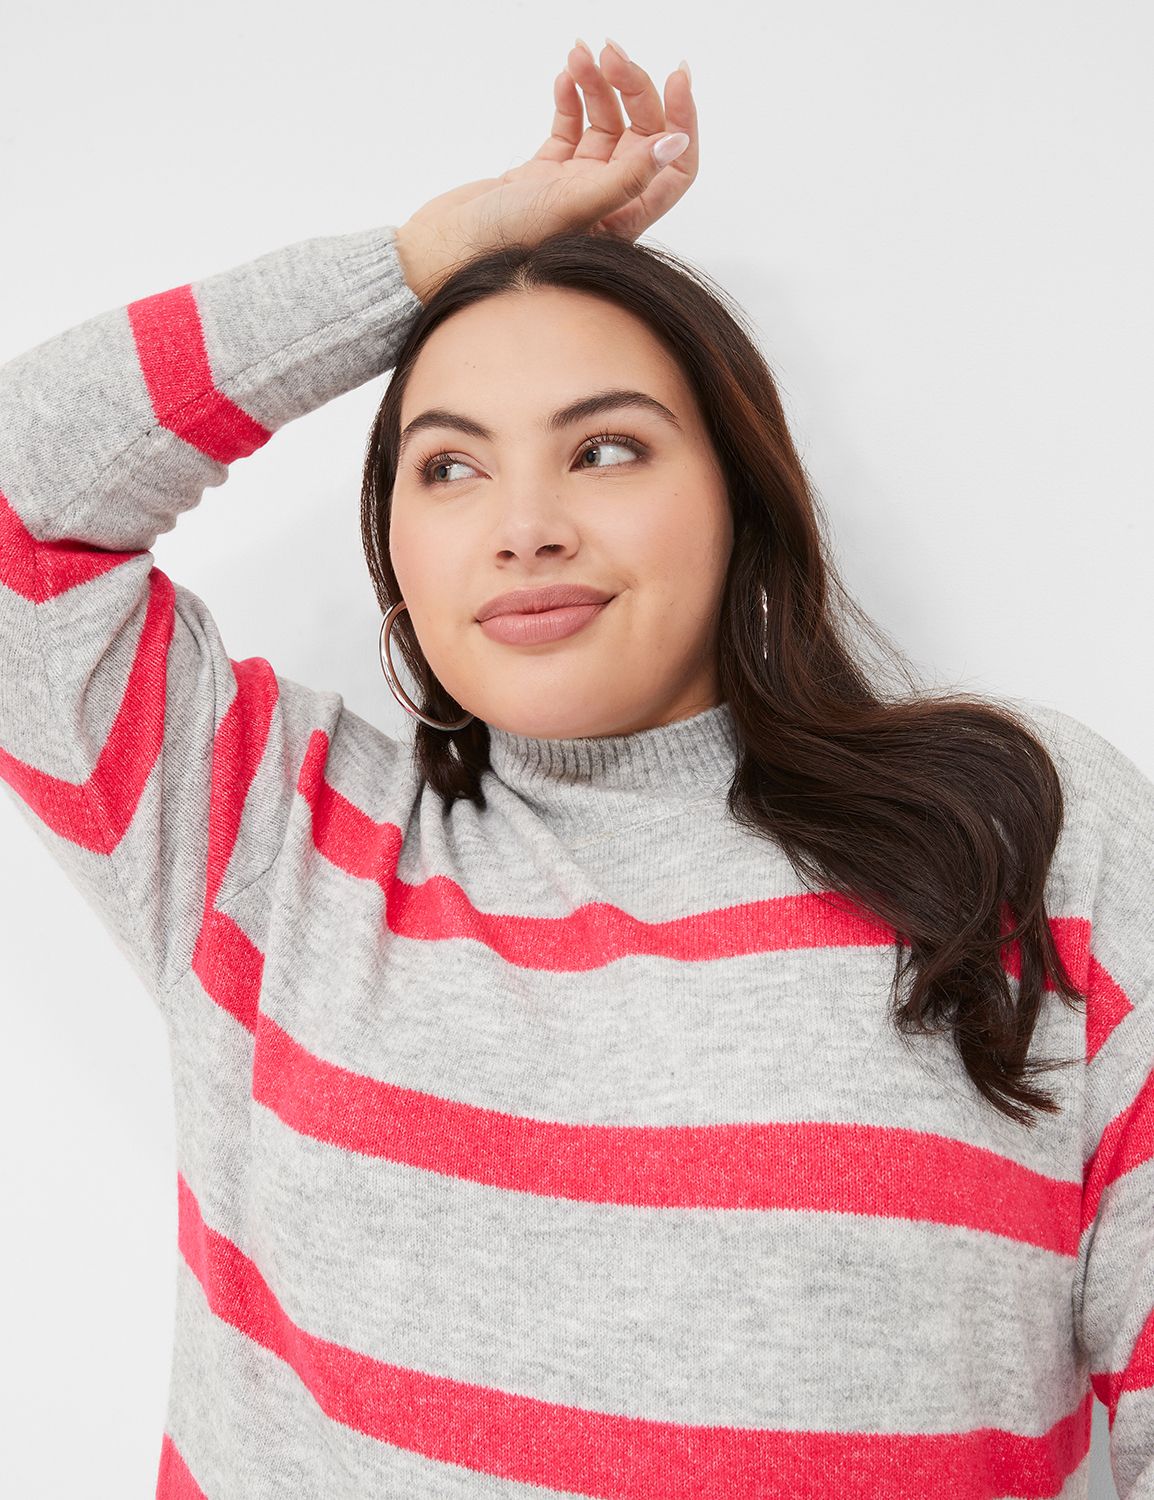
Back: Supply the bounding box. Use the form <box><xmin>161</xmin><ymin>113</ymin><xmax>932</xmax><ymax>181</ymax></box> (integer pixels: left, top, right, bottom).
<box><xmin>397</xmin><ymin>388</ymin><xmax>682</xmax><ymax>460</ymax></box>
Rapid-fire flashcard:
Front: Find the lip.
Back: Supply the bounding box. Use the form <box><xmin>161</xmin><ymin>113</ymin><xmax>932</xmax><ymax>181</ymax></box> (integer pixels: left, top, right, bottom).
<box><xmin>475</xmin><ymin>583</ymin><xmax>616</xmax><ymax>621</ymax></box>
<box><xmin>478</xmin><ymin>599</ymin><xmax>612</xmax><ymax>646</ymax></box>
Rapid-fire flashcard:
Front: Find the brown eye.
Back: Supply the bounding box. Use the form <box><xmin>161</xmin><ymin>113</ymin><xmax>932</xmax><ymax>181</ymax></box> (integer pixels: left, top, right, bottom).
<box><xmin>575</xmin><ymin>433</ymin><xmax>645</xmax><ymax>468</ymax></box>
<box><xmin>417</xmin><ymin>453</ymin><xmax>477</xmax><ymax>485</ymax></box>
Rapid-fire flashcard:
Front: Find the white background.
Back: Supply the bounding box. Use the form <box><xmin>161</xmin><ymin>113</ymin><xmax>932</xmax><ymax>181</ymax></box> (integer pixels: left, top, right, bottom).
<box><xmin>1</xmin><ymin>1</ymin><xmax>1150</xmax><ymax>1494</ymax></box>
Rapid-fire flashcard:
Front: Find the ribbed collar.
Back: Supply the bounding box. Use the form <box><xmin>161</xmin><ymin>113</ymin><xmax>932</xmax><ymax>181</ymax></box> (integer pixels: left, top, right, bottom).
<box><xmin>484</xmin><ymin>699</ymin><xmax>740</xmax><ymax>838</ymax></box>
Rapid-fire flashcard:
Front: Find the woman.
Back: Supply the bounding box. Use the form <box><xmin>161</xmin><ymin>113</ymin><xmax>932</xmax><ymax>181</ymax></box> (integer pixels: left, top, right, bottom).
<box><xmin>1</xmin><ymin>38</ymin><xmax>1150</xmax><ymax>1500</ymax></box>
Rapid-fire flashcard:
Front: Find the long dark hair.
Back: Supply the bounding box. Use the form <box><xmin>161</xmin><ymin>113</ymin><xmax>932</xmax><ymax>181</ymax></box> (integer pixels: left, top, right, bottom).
<box><xmin>360</xmin><ymin>229</ymin><xmax>1085</xmax><ymax>1128</ymax></box>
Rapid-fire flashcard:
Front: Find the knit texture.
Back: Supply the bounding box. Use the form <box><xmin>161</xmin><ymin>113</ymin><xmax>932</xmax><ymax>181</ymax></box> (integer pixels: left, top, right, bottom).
<box><xmin>1</xmin><ymin>224</ymin><xmax>1152</xmax><ymax>1500</ymax></box>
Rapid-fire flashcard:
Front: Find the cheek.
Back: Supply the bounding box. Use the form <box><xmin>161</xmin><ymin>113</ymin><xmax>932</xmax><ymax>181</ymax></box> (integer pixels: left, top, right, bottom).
<box><xmin>389</xmin><ymin>505</ymin><xmax>452</xmax><ymax>603</ymax></box>
<box><xmin>631</xmin><ymin>481</ymin><xmax>730</xmax><ymax>576</ymax></box>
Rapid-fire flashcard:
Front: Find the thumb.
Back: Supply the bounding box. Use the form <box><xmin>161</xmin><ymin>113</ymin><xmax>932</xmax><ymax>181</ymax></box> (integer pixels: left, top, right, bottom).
<box><xmin>606</xmin><ymin>131</ymin><xmax>692</xmax><ymax>211</ymax></box>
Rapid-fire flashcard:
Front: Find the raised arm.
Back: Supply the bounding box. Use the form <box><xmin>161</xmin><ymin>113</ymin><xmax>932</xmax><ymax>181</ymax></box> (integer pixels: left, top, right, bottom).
<box><xmin>0</xmin><ymin>225</ymin><xmax>424</xmax><ymax>1012</ymax></box>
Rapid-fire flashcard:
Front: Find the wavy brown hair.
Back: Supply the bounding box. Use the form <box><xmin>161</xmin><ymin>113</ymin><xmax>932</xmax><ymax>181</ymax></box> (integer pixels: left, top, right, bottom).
<box><xmin>360</xmin><ymin>229</ymin><xmax>1085</xmax><ymax>1128</ymax></box>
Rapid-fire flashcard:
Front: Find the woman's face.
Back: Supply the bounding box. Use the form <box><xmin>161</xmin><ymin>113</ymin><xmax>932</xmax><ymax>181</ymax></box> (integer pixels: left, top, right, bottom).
<box><xmin>388</xmin><ymin>286</ymin><xmax>734</xmax><ymax>740</ymax></box>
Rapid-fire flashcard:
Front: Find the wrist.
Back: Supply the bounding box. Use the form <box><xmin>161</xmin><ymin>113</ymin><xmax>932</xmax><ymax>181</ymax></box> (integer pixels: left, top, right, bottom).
<box><xmin>394</xmin><ymin>221</ymin><xmax>432</xmax><ymax>306</ymax></box>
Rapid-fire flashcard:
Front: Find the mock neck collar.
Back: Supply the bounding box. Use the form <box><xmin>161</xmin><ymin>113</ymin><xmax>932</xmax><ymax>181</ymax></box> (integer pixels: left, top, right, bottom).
<box><xmin>483</xmin><ymin>700</ymin><xmax>739</xmax><ymax>838</ymax></box>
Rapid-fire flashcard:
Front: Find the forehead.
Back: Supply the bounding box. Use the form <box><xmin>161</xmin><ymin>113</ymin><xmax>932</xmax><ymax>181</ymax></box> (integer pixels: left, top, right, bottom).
<box><xmin>400</xmin><ymin>287</ymin><xmax>684</xmax><ymax>417</ymax></box>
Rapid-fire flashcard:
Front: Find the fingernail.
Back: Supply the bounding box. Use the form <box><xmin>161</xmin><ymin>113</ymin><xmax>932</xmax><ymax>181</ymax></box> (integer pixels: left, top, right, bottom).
<box><xmin>574</xmin><ymin>37</ymin><xmax>593</xmax><ymax>57</ymax></box>
<box><xmin>605</xmin><ymin>36</ymin><xmax>631</xmax><ymax>62</ymax></box>
<box><xmin>652</xmin><ymin>131</ymin><xmax>690</xmax><ymax>167</ymax></box>
<box><xmin>679</xmin><ymin>58</ymin><xmax>692</xmax><ymax>86</ymax></box>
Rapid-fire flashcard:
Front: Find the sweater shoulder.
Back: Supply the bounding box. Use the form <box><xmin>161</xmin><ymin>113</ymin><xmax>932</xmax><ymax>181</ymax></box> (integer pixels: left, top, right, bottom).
<box><xmin>994</xmin><ymin>694</ymin><xmax>1154</xmax><ymax>917</ymax></box>
<box><xmin>998</xmin><ymin>693</ymin><xmax>1154</xmax><ymax>823</ymax></box>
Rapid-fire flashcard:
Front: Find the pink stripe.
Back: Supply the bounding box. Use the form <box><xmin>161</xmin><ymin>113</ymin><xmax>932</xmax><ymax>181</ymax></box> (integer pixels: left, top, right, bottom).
<box><xmin>0</xmin><ymin>489</ymin><xmax>133</xmax><ymax>601</ymax></box>
<box><xmin>175</xmin><ymin>1170</ymin><xmax>1093</xmax><ymax>1497</ymax></box>
<box><xmin>1082</xmin><ymin>1062</ymin><xmax>1154</xmax><ymax>1229</ymax></box>
<box><xmin>192</xmin><ymin>903</ymin><xmax>264</xmax><ymax>1032</ymax></box>
<box><xmin>297</xmin><ymin>741</ymin><xmax>1103</xmax><ymax>987</ymax></box>
<box><xmin>202</xmin><ymin>655</ymin><xmax>278</xmax><ymax>910</ymax></box>
<box><xmin>251</xmin><ymin>1008</ymin><xmax>1081</xmax><ymax>1253</ymax></box>
<box><xmin>126</xmin><ymin>285</ymin><xmax>272</xmax><ymax>462</ymax></box>
<box><xmin>155</xmin><ymin>1432</ymin><xmax>209</xmax><ymax>1498</ymax></box>
<box><xmin>0</xmin><ymin>563</ymin><xmax>173</xmax><ymax>852</ymax></box>
<box><xmin>1092</xmin><ymin>1303</ymin><xmax>1154</xmax><ymax>1425</ymax></box>
<box><xmin>1084</xmin><ymin>952</ymin><xmax>1134</xmax><ymax>1063</ymax></box>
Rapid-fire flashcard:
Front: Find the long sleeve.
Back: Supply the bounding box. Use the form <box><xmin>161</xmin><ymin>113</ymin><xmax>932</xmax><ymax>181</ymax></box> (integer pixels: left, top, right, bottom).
<box><xmin>1069</xmin><ymin>723</ymin><xmax>1154</xmax><ymax>1496</ymax></box>
<box><xmin>0</xmin><ymin>223</ymin><xmax>423</xmax><ymax>1012</ymax></box>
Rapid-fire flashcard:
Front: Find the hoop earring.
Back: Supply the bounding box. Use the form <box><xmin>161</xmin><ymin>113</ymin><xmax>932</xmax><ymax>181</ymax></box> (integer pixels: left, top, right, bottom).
<box><xmin>379</xmin><ymin>600</ymin><xmax>475</xmax><ymax>732</ymax></box>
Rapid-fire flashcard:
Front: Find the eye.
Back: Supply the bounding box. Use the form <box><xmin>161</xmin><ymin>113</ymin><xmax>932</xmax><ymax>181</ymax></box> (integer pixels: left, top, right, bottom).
<box><xmin>574</xmin><ymin>432</ymin><xmax>645</xmax><ymax>469</ymax></box>
<box><xmin>414</xmin><ymin>431</ymin><xmax>646</xmax><ymax>486</ymax></box>
<box><xmin>418</xmin><ymin>455</ymin><xmax>476</xmax><ymax>485</ymax></box>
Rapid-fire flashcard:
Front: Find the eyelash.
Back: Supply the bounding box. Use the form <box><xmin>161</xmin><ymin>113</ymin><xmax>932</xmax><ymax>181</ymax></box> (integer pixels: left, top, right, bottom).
<box><xmin>413</xmin><ymin>431</ymin><xmax>646</xmax><ymax>486</ymax></box>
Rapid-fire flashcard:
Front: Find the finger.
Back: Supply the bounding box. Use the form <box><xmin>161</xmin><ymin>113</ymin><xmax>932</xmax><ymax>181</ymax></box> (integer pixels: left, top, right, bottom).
<box><xmin>657</xmin><ymin>64</ymin><xmax>698</xmax><ymax>180</ymax></box>
<box><xmin>567</xmin><ymin>123</ymin><xmax>692</xmax><ymax>231</ymax></box>
<box><xmin>598</xmin><ymin>42</ymin><xmax>667</xmax><ymax>150</ymax></box>
<box><xmin>594</xmin><ymin>69</ymin><xmax>698</xmax><ymax>240</ymax></box>
<box><xmin>567</xmin><ymin>44</ymin><xmax>627</xmax><ymax>160</ymax></box>
<box><xmin>623</xmin><ymin>68</ymin><xmax>698</xmax><ymax>220</ymax></box>
<box><xmin>533</xmin><ymin>67</ymin><xmax>585</xmax><ymax>163</ymax></box>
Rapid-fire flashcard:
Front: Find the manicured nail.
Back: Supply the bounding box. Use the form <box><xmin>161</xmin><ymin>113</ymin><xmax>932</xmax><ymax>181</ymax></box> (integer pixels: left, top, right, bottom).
<box><xmin>574</xmin><ymin>37</ymin><xmax>594</xmax><ymax>57</ymax></box>
<box><xmin>652</xmin><ymin>132</ymin><xmax>690</xmax><ymax>167</ymax></box>
<box><xmin>605</xmin><ymin>36</ymin><xmax>630</xmax><ymax>62</ymax></box>
<box><xmin>679</xmin><ymin>58</ymin><xmax>692</xmax><ymax>86</ymax></box>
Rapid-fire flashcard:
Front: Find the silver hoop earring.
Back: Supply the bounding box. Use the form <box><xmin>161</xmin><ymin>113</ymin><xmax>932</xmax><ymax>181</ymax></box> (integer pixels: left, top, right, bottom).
<box><xmin>379</xmin><ymin>600</ymin><xmax>475</xmax><ymax>732</ymax></box>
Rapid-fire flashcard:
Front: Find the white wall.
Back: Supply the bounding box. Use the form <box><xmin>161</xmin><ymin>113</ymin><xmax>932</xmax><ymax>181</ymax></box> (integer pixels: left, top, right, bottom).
<box><xmin>2</xmin><ymin>1</ymin><xmax>1148</xmax><ymax>1494</ymax></box>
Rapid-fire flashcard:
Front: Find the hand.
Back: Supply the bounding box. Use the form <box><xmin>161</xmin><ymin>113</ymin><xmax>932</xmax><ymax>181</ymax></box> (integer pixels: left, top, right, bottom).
<box><xmin>394</xmin><ymin>39</ymin><xmax>698</xmax><ymax>304</ymax></box>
